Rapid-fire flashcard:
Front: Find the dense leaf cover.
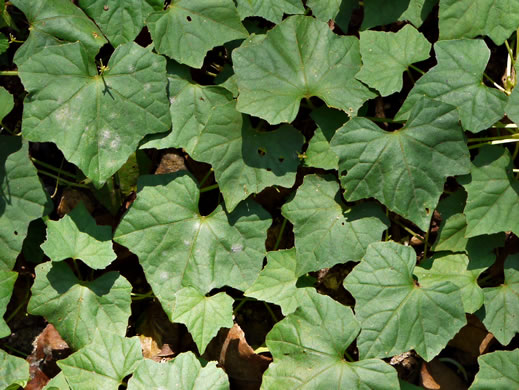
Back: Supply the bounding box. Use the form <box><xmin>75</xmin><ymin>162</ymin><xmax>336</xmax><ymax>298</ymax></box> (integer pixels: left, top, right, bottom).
<box><xmin>0</xmin><ymin>0</ymin><xmax>518</xmax><ymax>389</ymax></box>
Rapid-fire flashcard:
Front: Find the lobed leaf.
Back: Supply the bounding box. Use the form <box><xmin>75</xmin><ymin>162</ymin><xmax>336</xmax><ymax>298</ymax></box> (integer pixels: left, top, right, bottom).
<box><xmin>128</xmin><ymin>351</ymin><xmax>229</xmax><ymax>390</ymax></box>
<box><xmin>356</xmin><ymin>25</ymin><xmax>431</xmax><ymax>96</ymax></box>
<box><xmin>332</xmin><ymin>98</ymin><xmax>470</xmax><ymax>231</ymax></box>
<box><xmin>481</xmin><ymin>256</ymin><xmax>519</xmax><ymax>346</ymax></box>
<box><xmin>344</xmin><ymin>241</ymin><xmax>467</xmax><ymax>361</ymax></box>
<box><xmin>114</xmin><ymin>172</ymin><xmax>271</xmax><ymax>319</ymax></box>
<box><xmin>439</xmin><ymin>0</ymin><xmax>519</xmax><ymax>45</ymax></box>
<box><xmin>235</xmin><ymin>0</ymin><xmax>304</xmax><ymax>24</ymax></box>
<box><xmin>28</xmin><ymin>262</ymin><xmax>132</xmax><ymax>350</ymax></box>
<box><xmin>146</xmin><ymin>0</ymin><xmax>248</xmax><ymax>68</ymax></box>
<box><xmin>233</xmin><ymin>15</ymin><xmax>375</xmax><ymax>124</ymax></box>
<box><xmin>282</xmin><ymin>174</ymin><xmax>388</xmax><ymax>276</ymax></box>
<box><xmin>78</xmin><ymin>0</ymin><xmax>163</xmax><ymax>47</ymax></box>
<box><xmin>245</xmin><ymin>248</ymin><xmax>316</xmax><ymax>315</ymax></box>
<box><xmin>362</xmin><ymin>0</ymin><xmax>438</xmax><ymax>29</ymax></box>
<box><xmin>0</xmin><ymin>270</ymin><xmax>17</xmax><ymax>337</ymax></box>
<box><xmin>262</xmin><ymin>291</ymin><xmax>399</xmax><ymax>389</ymax></box>
<box><xmin>470</xmin><ymin>349</ymin><xmax>519</xmax><ymax>389</ymax></box>
<box><xmin>41</xmin><ymin>202</ymin><xmax>116</xmax><ymax>269</ymax></box>
<box><xmin>172</xmin><ymin>288</ymin><xmax>234</xmax><ymax>354</ymax></box>
<box><xmin>0</xmin><ymin>137</ymin><xmax>51</xmax><ymax>270</ymax></box>
<box><xmin>58</xmin><ymin>332</ymin><xmax>143</xmax><ymax>390</ymax></box>
<box><xmin>17</xmin><ymin>41</ymin><xmax>171</xmax><ymax>186</ymax></box>
<box><xmin>396</xmin><ymin>39</ymin><xmax>508</xmax><ymax>133</ymax></box>
<box><xmin>0</xmin><ymin>348</ymin><xmax>29</xmax><ymax>390</ymax></box>
<box><xmin>11</xmin><ymin>0</ymin><xmax>107</xmax><ymax>64</ymax></box>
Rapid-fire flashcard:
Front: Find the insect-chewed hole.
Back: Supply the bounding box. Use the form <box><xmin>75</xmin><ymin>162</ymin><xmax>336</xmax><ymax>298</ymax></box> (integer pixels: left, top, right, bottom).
<box><xmin>257</xmin><ymin>147</ymin><xmax>266</xmax><ymax>156</ymax></box>
<box><xmin>278</xmin><ymin>156</ymin><xmax>285</xmax><ymax>163</ymax></box>
<box><xmin>186</xmin><ymin>15</ymin><xmax>192</xmax><ymax>21</ymax></box>
<box><xmin>13</xmin><ymin>231</ymin><xmax>18</xmax><ymax>235</ymax></box>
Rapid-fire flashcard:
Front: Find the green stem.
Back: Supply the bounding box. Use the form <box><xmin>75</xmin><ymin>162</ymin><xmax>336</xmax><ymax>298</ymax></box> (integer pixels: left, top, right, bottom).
<box><xmin>363</xmin><ymin>116</ymin><xmax>406</xmax><ymax>124</ymax></box>
<box><xmin>423</xmin><ymin>225</ymin><xmax>431</xmax><ymax>258</ymax></box>
<box><xmin>406</xmin><ymin>68</ymin><xmax>415</xmax><ymax>84</ymax></box>
<box><xmin>408</xmin><ymin>64</ymin><xmax>425</xmax><ymax>75</ymax></box>
<box><xmin>5</xmin><ymin>289</ymin><xmax>29</xmax><ymax>324</ymax></box>
<box><xmin>198</xmin><ymin>169</ymin><xmax>213</xmax><ymax>187</ymax></box>
<box><xmin>344</xmin><ymin>351</ymin><xmax>354</xmax><ymax>362</ymax></box>
<box><xmin>469</xmin><ymin>139</ymin><xmax>519</xmax><ymax>149</ymax></box>
<box><xmin>263</xmin><ymin>301</ymin><xmax>278</xmax><ymax>323</ymax></box>
<box><xmin>233</xmin><ymin>297</ymin><xmax>250</xmax><ymax>315</ymax></box>
<box><xmin>37</xmin><ymin>169</ymin><xmax>90</xmax><ymax>188</ymax></box>
<box><xmin>1</xmin><ymin>344</ymin><xmax>27</xmax><ymax>358</ymax></box>
<box><xmin>273</xmin><ymin>218</ymin><xmax>287</xmax><ymax>251</ymax></box>
<box><xmin>468</xmin><ymin>133</ymin><xmax>519</xmax><ymax>142</ymax></box>
<box><xmin>438</xmin><ymin>357</ymin><xmax>468</xmax><ymax>382</ymax></box>
<box><xmin>0</xmin><ymin>70</ymin><xmax>18</xmax><ymax>76</ymax></box>
<box><xmin>200</xmin><ymin>183</ymin><xmax>219</xmax><ymax>193</ymax></box>
<box><xmin>131</xmin><ymin>291</ymin><xmax>155</xmax><ymax>300</ymax></box>
<box><xmin>71</xmin><ymin>259</ymin><xmax>83</xmax><ymax>280</ymax></box>
<box><xmin>505</xmin><ymin>40</ymin><xmax>516</xmax><ymax>69</ymax></box>
<box><xmin>393</xmin><ymin>218</ymin><xmax>424</xmax><ymax>240</ymax></box>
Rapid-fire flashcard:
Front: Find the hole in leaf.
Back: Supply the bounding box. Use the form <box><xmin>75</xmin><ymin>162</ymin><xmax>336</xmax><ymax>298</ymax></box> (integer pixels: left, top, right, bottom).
<box><xmin>13</xmin><ymin>231</ymin><xmax>18</xmax><ymax>235</ymax></box>
<box><xmin>186</xmin><ymin>15</ymin><xmax>192</xmax><ymax>22</ymax></box>
<box><xmin>425</xmin><ymin>208</ymin><xmax>430</xmax><ymax>215</ymax></box>
<box><xmin>257</xmin><ymin>147</ymin><xmax>266</xmax><ymax>157</ymax></box>
<box><xmin>278</xmin><ymin>156</ymin><xmax>284</xmax><ymax>163</ymax></box>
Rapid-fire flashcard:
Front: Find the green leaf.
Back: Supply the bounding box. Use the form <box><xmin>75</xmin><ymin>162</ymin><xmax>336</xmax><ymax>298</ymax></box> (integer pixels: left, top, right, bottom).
<box><xmin>307</xmin><ymin>0</ymin><xmax>341</xmax><ymax>22</ymax></box>
<box><xmin>481</xmin><ymin>256</ymin><xmax>519</xmax><ymax>346</ymax></box>
<box><xmin>0</xmin><ymin>137</ymin><xmax>51</xmax><ymax>270</ymax></box>
<box><xmin>362</xmin><ymin>0</ymin><xmax>438</xmax><ymax>29</ymax></box>
<box><xmin>17</xmin><ymin>41</ymin><xmax>171</xmax><ymax>186</ymax></box>
<box><xmin>439</xmin><ymin>0</ymin><xmax>519</xmax><ymax>45</ymax></box>
<box><xmin>415</xmin><ymin>253</ymin><xmax>488</xmax><ymax>313</ymax></box>
<box><xmin>114</xmin><ymin>172</ymin><xmax>271</xmax><ymax>319</ymax></box>
<box><xmin>28</xmin><ymin>262</ymin><xmax>132</xmax><ymax>350</ymax></box>
<box><xmin>356</xmin><ymin>25</ymin><xmax>431</xmax><ymax>96</ymax></box>
<box><xmin>470</xmin><ymin>349</ymin><xmax>519</xmax><ymax>389</ymax></box>
<box><xmin>462</xmin><ymin>146</ymin><xmax>519</xmax><ymax>237</ymax></box>
<box><xmin>262</xmin><ymin>291</ymin><xmax>399</xmax><ymax>389</ymax></box>
<box><xmin>0</xmin><ymin>348</ymin><xmax>29</xmax><ymax>390</ymax></box>
<box><xmin>146</xmin><ymin>0</ymin><xmax>248</xmax><ymax>68</ymax></box>
<box><xmin>11</xmin><ymin>0</ymin><xmax>107</xmax><ymax>63</ymax></box>
<box><xmin>172</xmin><ymin>288</ymin><xmax>234</xmax><ymax>354</ymax></box>
<box><xmin>141</xmin><ymin>64</ymin><xmax>234</xmax><ymax>150</ymax></box>
<box><xmin>78</xmin><ymin>0</ymin><xmax>163</xmax><ymax>47</ymax></box>
<box><xmin>0</xmin><ymin>33</ymin><xmax>9</xmax><ymax>55</ymax></box>
<box><xmin>396</xmin><ymin>39</ymin><xmax>508</xmax><ymax>133</ymax></box>
<box><xmin>145</xmin><ymin>101</ymin><xmax>303</xmax><ymax>212</ymax></box>
<box><xmin>43</xmin><ymin>372</ymin><xmax>70</xmax><ymax>390</ymax></box>
<box><xmin>432</xmin><ymin>190</ymin><xmax>469</xmax><ymax>252</ymax></box>
<box><xmin>41</xmin><ymin>203</ymin><xmax>116</xmax><ymax>269</ymax></box>
<box><xmin>0</xmin><ymin>270</ymin><xmax>17</xmax><ymax>338</ymax></box>
<box><xmin>128</xmin><ymin>351</ymin><xmax>229</xmax><ymax>390</ymax></box>
<box><xmin>0</xmin><ymin>87</ymin><xmax>12</xmax><ymax>122</ymax></box>
<box><xmin>281</xmin><ymin>175</ymin><xmax>388</xmax><ymax>276</ymax></box>
<box><xmin>58</xmin><ymin>331</ymin><xmax>143</xmax><ymax>389</ymax></box>
<box><xmin>245</xmin><ymin>248</ymin><xmax>316</xmax><ymax>315</ymax></box>
<box><xmin>344</xmin><ymin>241</ymin><xmax>467</xmax><ymax>361</ymax></box>
<box><xmin>332</xmin><ymin>98</ymin><xmax>470</xmax><ymax>231</ymax></box>
<box><xmin>305</xmin><ymin>106</ymin><xmax>347</xmax><ymax>170</ymax></box>
<box><xmin>233</xmin><ymin>15</ymin><xmax>375</xmax><ymax>125</ymax></box>
<box><xmin>235</xmin><ymin>0</ymin><xmax>304</xmax><ymax>24</ymax></box>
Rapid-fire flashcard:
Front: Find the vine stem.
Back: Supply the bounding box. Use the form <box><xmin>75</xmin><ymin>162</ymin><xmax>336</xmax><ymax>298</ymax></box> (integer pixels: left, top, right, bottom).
<box><xmin>273</xmin><ymin>218</ymin><xmax>287</xmax><ymax>251</ymax></box>
<box><xmin>200</xmin><ymin>183</ymin><xmax>219</xmax><ymax>193</ymax></box>
<box><xmin>408</xmin><ymin>64</ymin><xmax>425</xmax><ymax>75</ymax></box>
<box><xmin>37</xmin><ymin>169</ymin><xmax>90</xmax><ymax>188</ymax></box>
<box><xmin>0</xmin><ymin>70</ymin><xmax>18</xmax><ymax>76</ymax></box>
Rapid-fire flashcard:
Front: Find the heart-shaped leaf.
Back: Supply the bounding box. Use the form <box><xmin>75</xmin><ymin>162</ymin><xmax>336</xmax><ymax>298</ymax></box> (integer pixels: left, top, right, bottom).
<box><xmin>28</xmin><ymin>262</ymin><xmax>132</xmax><ymax>350</ymax></box>
<box><xmin>470</xmin><ymin>349</ymin><xmax>519</xmax><ymax>389</ymax></box>
<box><xmin>344</xmin><ymin>241</ymin><xmax>467</xmax><ymax>361</ymax></box>
<box><xmin>233</xmin><ymin>15</ymin><xmax>375</xmax><ymax>124</ymax></box>
<box><xmin>0</xmin><ymin>137</ymin><xmax>51</xmax><ymax>270</ymax></box>
<box><xmin>41</xmin><ymin>202</ymin><xmax>116</xmax><ymax>269</ymax></box>
<box><xmin>17</xmin><ymin>41</ymin><xmax>171</xmax><ymax>186</ymax></box>
<box><xmin>332</xmin><ymin>98</ymin><xmax>470</xmax><ymax>231</ymax></box>
<box><xmin>0</xmin><ymin>270</ymin><xmax>17</xmax><ymax>337</ymax></box>
<box><xmin>262</xmin><ymin>291</ymin><xmax>399</xmax><ymax>389</ymax></box>
<box><xmin>128</xmin><ymin>352</ymin><xmax>229</xmax><ymax>390</ymax></box>
<box><xmin>114</xmin><ymin>172</ymin><xmax>271</xmax><ymax>319</ymax></box>
<box><xmin>281</xmin><ymin>174</ymin><xmax>388</xmax><ymax>276</ymax></box>
<box><xmin>146</xmin><ymin>0</ymin><xmax>247</xmax><ymax>68</ymax></box>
